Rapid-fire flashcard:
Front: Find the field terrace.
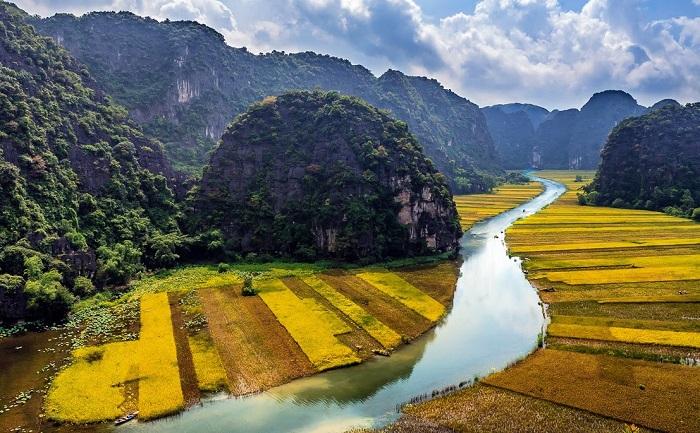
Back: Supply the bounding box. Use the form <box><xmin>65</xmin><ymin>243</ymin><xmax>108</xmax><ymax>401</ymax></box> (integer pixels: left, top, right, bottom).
<box><xmin>454</xmin><ymin>180</ymin><xmax>544</xmax><ymax>230</ymax></box>
<box><xmin>42</xmin><ymin>261</ymin><xmax>460</xmax><ymax>424</ymax></box>
<box><xmin>481</xmin><ymin>171</ymin><xmax>699</xmax><ymax>433</ymax></box>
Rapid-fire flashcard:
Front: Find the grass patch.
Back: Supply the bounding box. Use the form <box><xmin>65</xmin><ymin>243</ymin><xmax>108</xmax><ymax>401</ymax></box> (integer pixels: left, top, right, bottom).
<box><xmin>257</xmin><ymin>279</ymin><xmax>360</xmax><ymax>371</ymax></box>
<box><xmin>356</xmin><ymin>271</ymin><xmax>445</xmax><ymax>322</ymax></box>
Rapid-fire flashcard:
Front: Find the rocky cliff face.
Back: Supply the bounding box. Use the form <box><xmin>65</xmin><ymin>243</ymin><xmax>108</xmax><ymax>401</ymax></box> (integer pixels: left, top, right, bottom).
<box><xmin>482</xmin><ymin>106</ymin><xmax>538</xmax><ymax>169</ymax></box>
<box><xmin>32</xmin><ymin>12</ymin><xmax>499</xmax><ymax>193</ymax></box>
<box><xmin>585</xmin><ymin>103</ymin><xmax>700</xmax><ymax>215</ymax></box>
<box><xmin>190</xmin><ymin>91</ymin><xmax>461</xmax><ymax>261</ymax></box>
<box><xmin>568</xmin><ymin>90</ymin><xmax>648</xmax><ymax>169</ymax></box>
<box><xmin>482</xmin><ymin>91</ymin><xmax>649</xmax><ymax>169</ymax></box>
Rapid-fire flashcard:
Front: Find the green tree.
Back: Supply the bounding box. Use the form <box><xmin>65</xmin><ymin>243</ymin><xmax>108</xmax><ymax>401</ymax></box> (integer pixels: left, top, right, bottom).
<box><xmin>96</xmin><ymin>241</ymin><xmax>143</xmax><ymax>285</ymax></box>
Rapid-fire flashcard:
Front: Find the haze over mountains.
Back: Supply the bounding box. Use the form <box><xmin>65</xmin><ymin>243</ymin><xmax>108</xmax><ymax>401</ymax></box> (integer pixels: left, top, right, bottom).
<box><xmin>483</xmin><ymin>90</ymin><xmax>656</xmax><ymax>170</ymax></box>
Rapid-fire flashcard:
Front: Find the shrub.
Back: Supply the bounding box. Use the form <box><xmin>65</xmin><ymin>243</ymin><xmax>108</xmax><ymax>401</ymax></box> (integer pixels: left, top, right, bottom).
<box><xmin>611</xmin><ymin>198</ymin><xmax>627</xmax><ymax>208</ymax></box>
<box><xmin>693</xmin><ymin>208</ymin><xmax>700</xmax><ymax>221</ymax></box>
<box><xmin>241</xmin><ymin>275</ymin><xmax>256</xmax><ymax>296</ymax></box>
<box><xmin>217</xmin><ymin>263</ymin><xmax>230</xmax><ymax>273</ymax></box>
<box><xmin>73</xmin><ymin>276</ymin><xmax>95</xmax><ymax>297</ymax></box>
<box><xmin>23</xmin><ymin>269</ymin><xmax>75</xmax><ymax>321</ymax></box>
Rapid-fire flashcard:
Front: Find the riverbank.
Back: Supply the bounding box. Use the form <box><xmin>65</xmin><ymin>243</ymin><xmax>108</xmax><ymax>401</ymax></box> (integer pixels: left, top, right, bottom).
<box><xmin>371</xmin><ymin>170</ymin><xmax>700</xmax><ymax>433</ymax></box>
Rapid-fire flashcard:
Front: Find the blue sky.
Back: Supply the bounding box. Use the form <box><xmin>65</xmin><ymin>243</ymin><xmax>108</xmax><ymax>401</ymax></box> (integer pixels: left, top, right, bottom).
<box><xmin>14</xmin><ymin>0</ymin><xmax>700</xmax><ymax>109</ymax></box>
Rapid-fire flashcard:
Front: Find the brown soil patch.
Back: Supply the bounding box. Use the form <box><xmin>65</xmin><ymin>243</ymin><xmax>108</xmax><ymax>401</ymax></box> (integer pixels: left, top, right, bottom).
<box><xmin>390</xmin><ymin>383</ymin><xmax>655</xmax><ymax>433</ymax></box>
<box><xmin>483</xmin><ymin>349</ymin><xmax>700</xmax><ymax>433</ymax></box>
<box><xmin>198</xmin><ymin>285</ymin><xmax>314</xmax><ymax>395</ymax></box>
<box><xmin>319</xmin><ymin>272</ymin><xmax>431</xmax><ymax>339</ymax></box>
<box><xmin>395</xmin><ymin>261</ymin><xmax>461</xmax><ymax>307</ymax></box>
<box><xmin>283</xmin><ymin>277</ymin><xmax>382</xmax><ymax>359</ymax></box>
<box><xmin>168</xmin><ymin>291</ymin><xmax>201</xmax><ymax>406</ymax></box>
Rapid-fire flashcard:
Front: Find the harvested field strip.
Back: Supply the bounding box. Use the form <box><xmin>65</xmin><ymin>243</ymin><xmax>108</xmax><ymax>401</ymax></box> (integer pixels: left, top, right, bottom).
<box><xmin>319</xmin><ymin>273</ymin><xmax>431</xmax><ymax>339</ymax></box>
<box><xmin>168</xmin><ymin>292</ymin><xmax>200</xmax><ymax>406</ymax></box>
<box><xmin>188</xmin><ymin>332</ymin><xmax>228</xmax><ymax>393</ymax></box>
<box><xmin>511</xmin><ymin>238</ymin><xmax>700</xmax><ymax>253</ymax></box>
<box><xmin>483</xmin><ymin>349</ymin><xmax>700</xmax><ymax>433</ymax></box>
<box><xmin>302</xmin><ymin>275</ymin><xmax>402</xmax><ymax>349</ymax></box>
<box><xmin>45</xmin><ymin>340</ymin><xmax>140</xmax><ymax>423</ymax></box>
<box><xmin>598</xmin><ymin>295</ymin><xmax>700</xmax><ymax>304</ymax></box>
<box><xmin>198</xmin><ymin>285</ymin><xmax>314</xmax><ymax>395</ymax></box>
<box><xmin>536</xmin><ymin>266</ymin><xmax>700</xmax><ymax>285</ymax></box>
<box><xmin>395</xmin><ymin>261</ymin><xmax>460</xmax><ymax>307</ymax></box>
<box><xmin>551</xmin><ymin>314</ymin><xmax>700</xmax><ymax>332</ymax></box>
<box><xmin>356</xmin><ymin>271</ymin><xmax>445</xmax><ymax>321</ymax></box>
<box><xmin>257</xmin><ymin>279</ymin><xmax>361</xmax><ymax>371</ymax></box>
<box><xmin>525</xmin><ymin>254</ymin><xmax>700</xmax><ymax>271</ymax></box>
<box><xmin>539</xmin><ymin>287</ymin><xmax>698</xmax><ymax>303</ymax></box>
<box><xmin>137</xmin><ymin>293</ymin><xmax>185</xmax><ymax>420</ymax></box>
<box><xmin>547</xmin><ymin>323</ymin><xmax>700</xmax><ymax>348</ymax></box>
<box><xmin>400</xmin><ymin>383</ymin><xmax>651</xmax><ymax>433</ymax></box>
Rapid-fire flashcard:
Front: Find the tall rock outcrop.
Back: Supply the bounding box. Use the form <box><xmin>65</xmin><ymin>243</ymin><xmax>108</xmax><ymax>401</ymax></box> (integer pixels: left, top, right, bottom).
<box><xmin>189</xmin><ymin>91</ymin><xmax>462</xmax><ymax>261</ymax></box>
<box><xmin>585</xmin><ymin>103</ymin><xmax>700</xmax><ymax>215</ymax></box>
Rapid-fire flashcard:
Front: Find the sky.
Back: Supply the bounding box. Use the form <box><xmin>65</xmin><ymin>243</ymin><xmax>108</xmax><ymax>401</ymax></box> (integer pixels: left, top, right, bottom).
<box><xmin>12</xmin><ymin>0</ymin><xmax>700</xmax><ymax>109</ymax></box>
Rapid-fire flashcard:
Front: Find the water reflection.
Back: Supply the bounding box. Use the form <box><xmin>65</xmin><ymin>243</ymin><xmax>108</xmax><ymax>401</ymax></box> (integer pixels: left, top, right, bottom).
<box><xmin>122</xmin><ymin>176</ymin><xmax>564</xmax><ymax>433</ymax></box>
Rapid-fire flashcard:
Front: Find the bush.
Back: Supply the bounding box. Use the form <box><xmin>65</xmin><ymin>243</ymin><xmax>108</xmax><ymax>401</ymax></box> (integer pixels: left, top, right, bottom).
<box><xmin>217</xmin><ymin>263</ymin><xmax>230</xmax><ymax>273</ymax></box>
<box><xmin>96</xmin><ymin>241</ymin><xmax>143</xmax><ymax>285</ymax></box>
<box><xmin>574</xmin><ymin>175</ymin><xmax>583</xmax><ymax>182</ymax></box>
<box><xmin>693</xmin><ymin>208</ymin><xmax>700</xmax><ymax>221</ymax></box>
<box><xmin>23</xmin><ymin>269</ymin><xmax>75</xmax><ymax>321</ymax></box>
<box><xmin>577</xmin><ymin>193</ymin><xmax>588</xmax><ymax>206</ymax></box>
<box><xmin>241</xmin><ymin>275</ymin><xmax>256</xmax><ymax>296</ymax></box>
<box><xmin>611</xmin><ymin>198</ymin><xmax>627</xmax><ymax>208</ymax></box>
<box><xmin>72</xmin><ymin>276</ymin><xmax>95</xmax><ymax>297</ymax></box>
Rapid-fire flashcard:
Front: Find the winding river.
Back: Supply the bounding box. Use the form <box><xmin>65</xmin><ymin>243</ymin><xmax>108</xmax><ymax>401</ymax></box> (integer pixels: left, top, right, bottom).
<box><xmin>121</xmin><ymin>176</ymin><xmax>565</xmax><ymax>433</ymax></box>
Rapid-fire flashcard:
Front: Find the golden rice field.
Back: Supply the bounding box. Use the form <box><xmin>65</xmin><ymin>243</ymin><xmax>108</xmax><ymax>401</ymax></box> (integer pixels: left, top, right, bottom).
<box><xmin>454</xmin><ymin>181</ymin><xmax>543</xmax><ymax>230</ymax></box>
<box><xmin>494</xmin><ymin>170</ymin><xmax>700</xmax><ymax>432</ymax></box>
<box><xmin>42</xmin><ymin>261</ymin><xmax>458</xmax><ymax>423</ymax></box>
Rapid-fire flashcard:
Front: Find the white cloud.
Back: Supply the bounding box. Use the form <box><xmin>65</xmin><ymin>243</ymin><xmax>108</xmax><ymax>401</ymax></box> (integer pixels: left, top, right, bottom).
<box><xmin>12</xmin><ymin>0</ymin><xmax>700</xmax><ymax>107</ymax></box>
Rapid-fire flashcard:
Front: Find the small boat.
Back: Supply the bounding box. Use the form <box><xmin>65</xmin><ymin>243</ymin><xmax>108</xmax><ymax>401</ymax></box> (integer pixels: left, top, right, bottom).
<box><xmin>114</xmin><ymin>411</ymin><xmax>138</xmax><ymax>426</ymax></box>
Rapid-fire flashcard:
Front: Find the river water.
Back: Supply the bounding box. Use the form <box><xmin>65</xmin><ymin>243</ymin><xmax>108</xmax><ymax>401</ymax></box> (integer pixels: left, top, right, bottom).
<box><xmin>121</xmin><ymin>176</ymin><xmax>565</xmax><ymax>433</ymax></box>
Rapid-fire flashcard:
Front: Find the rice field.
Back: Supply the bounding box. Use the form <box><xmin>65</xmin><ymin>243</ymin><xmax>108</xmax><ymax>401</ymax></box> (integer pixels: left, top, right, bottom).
<box><xmin>454</xmin><ymin>181</ymin><xmax>543</xmax><ymax>230</ymax></box>
<box><xmin>45</xmin><ymin>293</ymin><xmax>185</xmax><ymax>423</ymax></box>
<box><xmin>495</xmin><ymin>170</ymin><xmax>700</xmax><ymax>432</ymax></box>
<box><xmin>41</xmin><ymin>261</ymin><xmax>458</xmax><ymax>424</ymax></box>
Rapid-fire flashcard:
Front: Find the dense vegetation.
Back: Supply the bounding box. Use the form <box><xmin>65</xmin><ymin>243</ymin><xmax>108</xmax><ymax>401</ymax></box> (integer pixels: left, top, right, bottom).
<box><xmin>0</xmin><ymin>2</ymin><xmax>181</xmax><ymax>322</ymax></box>
<box><xmin>483</xmin><ymin>91</ymin><xmax>649</xmax><ymax>169</ymax></box>
<box><xmin>189</xmin><ymin>91</ymin><xmax>462</xmax><ymax>262</ymax></box>
<box><xmin>32</xmin><ymin>12</ymin><xmax>500</xmax><ymax>193</ymax></box>
<box><xmin>582</xmin><ymin>104</ymin><xmax>700</xmax><ymax>218</ymax></box>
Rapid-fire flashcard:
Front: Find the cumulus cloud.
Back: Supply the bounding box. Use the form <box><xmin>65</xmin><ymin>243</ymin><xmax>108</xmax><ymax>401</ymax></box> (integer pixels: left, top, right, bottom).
<box><xmin>12</xmin><ymin>0</ymin><xmax>700</xmax><ymax>107</ymax></box>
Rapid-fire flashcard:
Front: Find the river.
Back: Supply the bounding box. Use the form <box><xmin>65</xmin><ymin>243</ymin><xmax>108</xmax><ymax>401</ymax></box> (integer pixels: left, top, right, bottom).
<box><xmin>120</xmin><ymin>176</ymin><xmax>565</xmax><ymax>433</ymax></box>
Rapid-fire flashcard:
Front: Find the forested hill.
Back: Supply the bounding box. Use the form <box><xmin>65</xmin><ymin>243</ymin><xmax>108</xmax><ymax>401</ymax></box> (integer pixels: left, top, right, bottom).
<box><xmin>0</xmin><ymin>2</ymin><xmax>181</xmax><ymax>321</ymax></box>
<box><xmin>31</xmin><ymin>11</ymin><xmax>500</xmax><ymax>193</ymax></box>
<box><xmin>482</xmin><ymin>91</ymin><xmax>648</xmax><ymax>169</ymax></box>
<box><xmin>189</xmin><ymin>91</ymin><xmax>462</xmax><ymax>262</ymax></box>
<box><xmin>583</xmin><ymin>103</ymin><xmax>700</xmax><ymax>218</ymax></box>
